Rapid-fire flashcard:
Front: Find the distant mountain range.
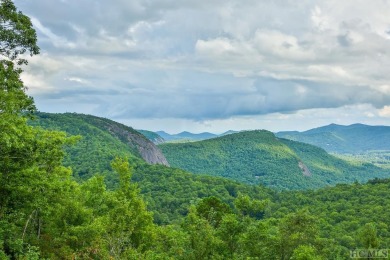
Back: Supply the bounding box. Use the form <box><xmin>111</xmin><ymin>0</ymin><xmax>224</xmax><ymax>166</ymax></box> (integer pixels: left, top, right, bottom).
<box><xmin>146</xmin><ymin>124</ymin><xmax>390</xmax><ymax>154</ymax></box>
<box><xmin>159</xmin><ymin>130</ymin><xmax>390</xmax><ymax>190</ymax></box>
<box><xmin>154</xmin><ymin>130</ymin><xmax>238</xmax><ymax>142</ymax></box>
<box><xmin>276</xmin><ymin>123</ymin><xmax>390</xmax><ymax>154</ymax></box>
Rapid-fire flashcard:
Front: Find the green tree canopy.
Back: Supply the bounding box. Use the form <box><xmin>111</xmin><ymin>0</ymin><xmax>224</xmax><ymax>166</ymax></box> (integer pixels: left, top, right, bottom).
<box><xmin>0</xmin><ymin>0</ymin><xmax>39</xmax><ymax>64</ymax></box>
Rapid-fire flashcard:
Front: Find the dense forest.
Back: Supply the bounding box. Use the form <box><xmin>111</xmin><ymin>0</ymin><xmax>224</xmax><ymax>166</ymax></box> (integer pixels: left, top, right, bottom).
<box><xmin>28</xmin><ymin>112</ymin><xmax>274</xmax><ymax>224</ymax></box>
<box><xmin>1</xmin><ymin>0</ymin><xmax>390</xmax><ymax>259</ymax></box>
<box><xmin>160</xmin><ymin>130</ymin><xmax>389</xmax><ymax>190</ymax></box>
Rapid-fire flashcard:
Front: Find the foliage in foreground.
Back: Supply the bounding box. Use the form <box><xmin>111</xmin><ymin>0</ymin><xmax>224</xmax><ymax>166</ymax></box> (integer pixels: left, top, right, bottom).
<box><xmin>3</xmin><ymin>152</ymin><xmax>390</xmax><ymax>259</ymax></box>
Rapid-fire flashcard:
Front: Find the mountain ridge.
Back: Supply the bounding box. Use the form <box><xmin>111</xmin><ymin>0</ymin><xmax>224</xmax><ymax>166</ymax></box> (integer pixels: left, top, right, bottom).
<box><xmin>277</xmin><ymin>123</ymin><xmax>390</xmax><ymax>154</ymax></box>
<box><xmin>159</xmin><ymin>130</ymin><xmax>390</xmax><ymax>190</ymax></box>
<box><xmin>28</xmin><ymin>113</ymin><xmax>276</xmax><ymax>223</ymax></box>
<box><xmin>29</xmin><ymin>113</ymin><xmax>169</xmax><ymax>177</ymax></box>
<box><xmin>155</xmin><ymin>130</ymin><xmax>218</xmax><ymax>141</ymax></box>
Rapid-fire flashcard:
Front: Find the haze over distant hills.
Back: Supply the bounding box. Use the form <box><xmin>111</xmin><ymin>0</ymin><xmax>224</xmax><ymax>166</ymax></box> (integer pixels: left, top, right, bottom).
<box><xmin>155</xmin><ymin>130</ymin><xmax>238</xmax><ymax>142</ymax></box>
<box><xmin>276</xmin><ymin>123</ymin><xmax>390</xmax><ymax>154</ymax></box>
<box><xmin>140</xmin><ymin>124</ymin><xmax>390</xmax><ymax>155</ymax></box>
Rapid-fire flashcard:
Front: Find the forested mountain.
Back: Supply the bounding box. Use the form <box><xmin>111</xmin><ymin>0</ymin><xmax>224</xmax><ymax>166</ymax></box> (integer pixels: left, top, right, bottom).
<box><xmin>159</xmin><ymin>130</ymin><xmax>390</xmax><ymax>190</ymax></box>
<box><xmin>29</xmin><ymin>112</ymin><xmax>169</xmax><ymax>180</ymax></box>
<box><xmin>277</xmin><ymin>123</ymin><xmax>390</xmax><ymax>154</ymax></box>
<box><xmin>28</xmin><ymin>112</ymin><xmax>273</xmax><ymax>223</ymax></box>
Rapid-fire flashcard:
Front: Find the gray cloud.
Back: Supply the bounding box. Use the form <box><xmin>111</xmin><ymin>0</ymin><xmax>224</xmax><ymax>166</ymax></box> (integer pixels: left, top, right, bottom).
<box><xmin>14</xmin><ymin>0</ymin><xmax>390</xmax><ymax>130</ymax></box>
<box><xmin>124</xmin><ymin>75</ymin><xmax>389</xmax><ymax>119</ymax></box>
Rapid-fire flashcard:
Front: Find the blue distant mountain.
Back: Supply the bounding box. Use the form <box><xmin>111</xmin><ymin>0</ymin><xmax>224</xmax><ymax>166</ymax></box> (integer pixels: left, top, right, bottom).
<box><xmin>276</xmin><ymin>123</ymin><xmax>390</xmax><ymax>154</ymax></box>
<box><xmin>150</xmin><ymin>130</ymin><xmax>239</xmax><ymax>143</ymax></box>
<box><xmin>155</xmin><ymin>131</ymin><xmax>217</xmax><ymax>142</ymax></box>
<box><xmin>149</xmin><ymin>123</ymin><xmax>390</xmax><ymax>152</ymax></box>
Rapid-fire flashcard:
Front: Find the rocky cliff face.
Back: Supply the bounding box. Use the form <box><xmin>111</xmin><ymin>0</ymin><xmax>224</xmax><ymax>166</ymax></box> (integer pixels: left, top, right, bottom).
<box><xmin>106</xmin><ymin>124</ymin><xmax>169</xmax><ymax>166</ymax></box>
<box><xmin>298</xmin><ymin>161</ymin><xmax>311</xmax><ymax>177</ymax></box>
<box><xmin>31</xmin><ymin>112</ymin><xmax>170</xmax><ymax>169</ymax></box>
<box><xmin>149</xmin><ymin>135</ymin><xmax>165</xmax><ymax>145</ymax></box>
<box><xmin>137</xmin><ymin>140</ymin><xmax>169</xmax><ymax>165</ymax></box>
<box><xmin>66</xmin><ymin>114</ymin><xmax>170</xmax><ymax>166</ymax></box>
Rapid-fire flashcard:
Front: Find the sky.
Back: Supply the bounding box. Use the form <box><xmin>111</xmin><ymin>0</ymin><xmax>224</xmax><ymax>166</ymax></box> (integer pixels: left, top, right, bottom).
<box><xmin>14</xmin><ymin>0</ymin><xmax>390</xmax><ymax>134</ymax></box>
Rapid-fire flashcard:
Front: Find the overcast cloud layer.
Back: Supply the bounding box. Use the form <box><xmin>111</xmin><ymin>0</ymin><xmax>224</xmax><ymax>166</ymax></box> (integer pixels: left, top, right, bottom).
<box><xmin>15</xmin><ymin>0</ymin><xmax>390</xmax><ymax>133</ymax></box>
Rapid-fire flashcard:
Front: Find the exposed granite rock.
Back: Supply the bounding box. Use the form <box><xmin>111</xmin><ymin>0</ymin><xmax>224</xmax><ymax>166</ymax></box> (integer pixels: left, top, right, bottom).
<box><xmin>150</xmin><ymin>136</ymin><xmax>165</xmax><ymax>145</ymax></box>
<box><xmin>106</xmin><ymin>124</ymin><xmax>170</xmax><ymax>166</ymax></box>
<box><xmin>78</xmin><ymin>115</ymin><xmax>170</xmax><ymax>166</ymax></box>
<box><xmin>298</xmin><ymin>161</ymin><xmax>311</xmax><ymax>177</ymax></box>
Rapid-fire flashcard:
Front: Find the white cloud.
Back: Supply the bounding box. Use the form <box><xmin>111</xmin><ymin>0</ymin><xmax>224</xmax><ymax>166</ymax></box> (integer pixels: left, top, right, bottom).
<box><xmin>64</xmin><ymin>77</ymin><xmax>90</xmax><ymax>85</ymax></box>
<box><xmin>379</xmin><ymin>106</ymin><xmax>390</xmax><ymax>117</ymax></box>
<box><xmin>311</xmin><ymin>6</ymin><xmax>332</xmax><ymax>31</ymax></box>
<box><xmin>196</xmin><ymin>38</ymin><xmax>235</xmax><ymax>56</ymax></box>
<box><xmin>377</xmin><ymin>85</ymin><xmax>390</xmax><ymax>95</ymax></box>
<box><xmin>13</xmin><ymin>0</ymin><xmax>390</xmax><ymax>132</ymax></box>
<box><xmin>252</xmin><ymin>29</ymin><xmax>315</xmax><ymax>61</ymax></box>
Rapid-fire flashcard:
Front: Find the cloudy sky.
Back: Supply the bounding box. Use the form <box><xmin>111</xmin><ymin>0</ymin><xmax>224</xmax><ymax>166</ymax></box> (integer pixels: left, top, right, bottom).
<box><xmin>15</xmin><ymin>0</ymin><xmax>390</xmax><ymax>133</ymax></box>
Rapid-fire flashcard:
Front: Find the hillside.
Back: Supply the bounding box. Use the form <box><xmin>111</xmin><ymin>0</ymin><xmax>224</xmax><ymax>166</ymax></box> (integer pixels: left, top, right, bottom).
<box><xmin>276</xmin><ymin>123</ymin><xmax>390</xmax><ymax>154</ymax></box>
<box><xmin>266</xmin><ymin>178</ymin><xmax>390</xmax><ymax>257</ymax></box>
<box><xmin>159</xmin><ymin>130</ymin><xmax>390</xmax><ymax>190</ymax></box>
<box><xmin>28</xmin><ymin>112</ymin><xmax>274</xmax><ymax>223</ymax></box>
<box><xmin>29</xmin><ymin>113</ymin><xmax>169</xmax><ymax>179</ymax></box>
<box><xmin>133</xmin><ymin>163</ymin><xmax>274</xmax><ymax>224</ymax></box>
